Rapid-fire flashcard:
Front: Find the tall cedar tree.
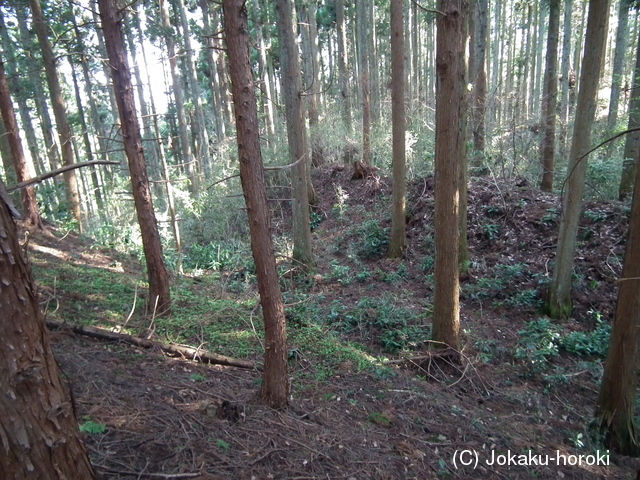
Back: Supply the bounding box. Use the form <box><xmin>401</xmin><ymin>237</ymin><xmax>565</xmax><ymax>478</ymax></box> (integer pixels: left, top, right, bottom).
<box><xmin>274</xmin><ymin>0</ymin><xmax>314</xmax><ymax>271</ymax></box>
<box><xmin>0</xmin><ymin>55</ymin><xmax>42</xmax><ymax>228</ymax></box>
<box><xmin>548</xmin><ymin>0</ymin><xmax>609</xmax><ymax>318</ymax></box>
<box><xmin>98</xmin><ymin>0</ymin><xmax>171</xmax><ymax>316</ymax></box>
<box><xmin>222</xmin><ymin>0</ymin><xmax>289</xmax><ymax>408</ymax></box>
<box><xmin>0</xmin><ymin>180</ymin><xmax>96</xmax><ymax>479</ymax></box>
<box><xmin>594</xmin><ymin>138</ymin><xmax>640</xmax><ymax>456</ymax></box>
<box><xmin>388</xmin><ymin>0</ymin><xmax>406</xmax><ymax>258</ymax></box>
<box><xmin>432</xmin><ymin>0</ymin><xmax>467</xmax><ymax>356</ymax></box>
<box><xmin>28</xmin><ymin>0</ymin><xmax>82</xmax><ymax>229</ymax></box>
<box><xmin>540</xmin><ymin>0</ymin><xmax>560</xmax><ymax>191</ymax></box>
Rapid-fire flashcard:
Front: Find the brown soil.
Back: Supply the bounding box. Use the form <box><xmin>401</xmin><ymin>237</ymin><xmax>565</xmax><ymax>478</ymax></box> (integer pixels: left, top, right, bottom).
<box><xmin>32</xmin><ymin>166</ymin><xmax>639</xmax><ymax>479</ymax></box>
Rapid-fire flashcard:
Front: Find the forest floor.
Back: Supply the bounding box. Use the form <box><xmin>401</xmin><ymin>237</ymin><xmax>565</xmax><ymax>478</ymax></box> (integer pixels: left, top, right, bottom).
<box><xmin>29</xmin><ymin>165</ymin><xmax>640</xmax><ymax>479</ymax></box>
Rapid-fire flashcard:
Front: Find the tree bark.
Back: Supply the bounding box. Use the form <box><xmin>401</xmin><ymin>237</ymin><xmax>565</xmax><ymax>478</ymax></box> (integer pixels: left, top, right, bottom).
<box><xmin>388</xmin><ymin>0</ymin><xmax>406</xmax><ymax>258</ymax></box>
<box><xmin>0</xmin><ymin>179</ymin><xmax>96</xmax><ymax>479</ymax></box>
<box><xmin>548</xmin><ymin>0</ymin><xmax>610</xmax><ymax>318</ymax></box>
<box><xmin>28</xmin><ymin>0</ymin><xmax>83</xmax><ymax>229</ymax></box>
<box><xmin>275</xmin><ymin>0</ymin><xmax>314</xmax><ymax>271</ymax></box>
<box><xmin>174</xmin><ymin>0</ymin><xmax>211</xmax><ymax>174</ymax></box>
<box><xmin>0</xmin><ymin>53</ymin><xmax>42</xmax><ymax>228</ymax></box>
<box><xmin>432</xmin><ymin>0</ymin><xmax>467</xmax><ymax>356</ymax></box>
<box><xmin>540</xmin><ymin>0</ymin><xmax>560</xmax><ymax>192</ymax></box>
<box><xmin>607</xmin><ymin>0</ymin><xmax>632</xmax><ymax>132</ymax></box>
<box><xmin>158</xmin><ymin>0</ymin><xmax>198</xmax><ymax>193</ymax></box>
<box><xmin>356</xmin><ymin>0</ymin><xmax>372</xmax><ymax>165</ymax></box>
<box><xmin>336</xmin><ymin>0</ymin><xmax>352</xmax><ymax>134</ymax></box>
<box><xmin>223</xmin><ymin>0</ymin><xmax>289</xmax><ymax>408</ymax></box>
<box><xmin>471</xmin><ymin>0</ymin><xmax>488</xmax><ymax>157</ymax></box>
<box><xmin>593</xmin><ymin>129</ymin><xmax>640</xmax><ymax>456</ymax></box>
<box><xmin>98</xmin><ymin>0</ymin><xmax>171</xmax><ymax>316</ymax></box>
<box><xmin>619</xmin><ymin>24</ymin><xmax>640</xmax><ymax>201</ymax></box>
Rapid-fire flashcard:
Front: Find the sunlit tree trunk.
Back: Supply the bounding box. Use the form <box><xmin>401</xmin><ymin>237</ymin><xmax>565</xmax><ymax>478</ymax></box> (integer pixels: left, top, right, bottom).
<box><xmin>0</xmin><ymin>55</ymin><xmax>42</xmax><ymax>228</ymax></box>
<box><xmin>223</xmin><ymin>0</ymin><xmax>289</xmax><ymax>408</ymax></box>
<box><xmin>548</xmin><ymin>0</ymin><xmax>610</xmax><ymax>318</ymax></box>
<box><xmin>433</xmin><ymin>0</ymin><xmax>467</xmax><ymax>356</ymax></box>
<box><xmin>356</xmin><ymin>0</ymin><xmax>372</xmax><ymax>165</ymax></box>
<box><xmin>0</xmin><ymin>179</ymin><xmax>96</xmax><ymax>479</ymax></box>
<box><xmin>336</xmin><ymin>0</ymin><xmax>352</xmax><ymax>133</ymax></box>
<box><xmin>540</xmin><ymin>0</ymin><xmax>560</xmax><ymax>192</ymax></box>
<box><xmin>250</xmin><ymin>0</ymin><xmax>275</xmax><ymax>136</ymax></box>
<box><xmin>29</xmin><ymin>0</ymin><xmax>83</xmax><ymax>229</ymax></box>
<box><xmin>99</xmin><ymin>0</ymin><xmax>171</xmax><ymax>316</ymax></box>
<box><xmin>275</xmin><ymin>0</ymin><xmax>314</xmax><ymax>271</ymax></box>
<box><xmin>388</xmin><ymin>0</ymin><xmax>405</xmax><ymax>259</ymax></box>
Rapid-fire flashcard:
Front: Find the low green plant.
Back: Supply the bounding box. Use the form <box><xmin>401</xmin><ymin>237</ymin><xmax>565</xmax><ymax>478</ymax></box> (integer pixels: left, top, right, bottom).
<box><xmin>483</xmin><ymin>223</ymin><xmax>501</xmax><ymax>241</ymax></box>
<box><xmin>329</xmin><ymin>261</ymin><xmax>353</xmax><ymax>285</ymax></box>
<box><xmin>541</xmin><ymin>208</ymin><xmax>559</xmax><ymax>226</ymax></box>
<box><xmin>354</xmin><ymin>219</ymin><xmax>389</xmax><ymax>260</ymax></box>
<box><xmin>79</xmin><ymin>417</ymin><xmax>107</xmax><ymax>435</ymax></box>
<box><xmin>560</xmin><ymin>317</ymin><xmax>610</xmax><ymax>358</ymax></box>
<box><xmin>332</xmin><ymin>184</ymin><xmax>349</xmax><ymax>218</ymax></box>
<box><xmin>515</xmin><ymin>318</ymin><xmax>562</xmax><ymax>375</ymax></box>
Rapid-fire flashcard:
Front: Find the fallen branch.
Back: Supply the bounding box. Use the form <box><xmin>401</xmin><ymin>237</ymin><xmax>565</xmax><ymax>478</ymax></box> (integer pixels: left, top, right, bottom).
<box><xmin>7</xmin><ymin>160</ymin><xmax>119</xmax><ymax>192</ymax></box>
<box><xmin>46</xmin><ymin>320</ymin><xmax>260</xmax><ymax>370</ymax></box>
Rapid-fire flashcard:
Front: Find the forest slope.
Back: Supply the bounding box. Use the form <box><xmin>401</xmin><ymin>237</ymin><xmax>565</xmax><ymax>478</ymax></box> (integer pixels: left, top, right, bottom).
<box><xmin>30</xmin><ymin>167</ymin><xmax>637</xmax><ymax>479</ymax></box>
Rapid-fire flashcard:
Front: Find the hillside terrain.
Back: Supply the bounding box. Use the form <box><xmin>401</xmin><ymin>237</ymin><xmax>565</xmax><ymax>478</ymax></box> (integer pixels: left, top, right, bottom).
<box><xmin>30</xmin><ymin>166</ymin><xmax>637</xmax><ymax>479</ymax></box>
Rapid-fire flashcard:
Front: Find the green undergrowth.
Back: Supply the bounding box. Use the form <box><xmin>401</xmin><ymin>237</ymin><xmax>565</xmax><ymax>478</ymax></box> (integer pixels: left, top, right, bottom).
<box><xmin>32</xmin><ymin>251</ymin><xmax>387</xmax><ymax>378</ymax></box>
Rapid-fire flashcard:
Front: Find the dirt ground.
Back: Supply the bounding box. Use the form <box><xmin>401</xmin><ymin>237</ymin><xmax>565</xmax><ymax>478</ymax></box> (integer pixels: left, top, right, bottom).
<box><xmin>35</xmin><ymin>166</ymin><xmax>640</xmax><ymax>479</ymax></box>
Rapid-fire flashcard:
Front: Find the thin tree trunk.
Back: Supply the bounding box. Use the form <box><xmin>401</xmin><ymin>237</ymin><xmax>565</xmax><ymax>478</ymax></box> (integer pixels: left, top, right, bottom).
<box><xmin>548</xmin><ymin>0</ymin><xmax>610</xmax><ymax>318</ymax></box>
<box><xmin>559</xmin><ymin>0</ymin><xmax>573</xmax><ymax>157</ymax></box>
<box><xmin>336</xmin><ymin>0</ymin><xmax>352</xmax><ymax>133</ymax></box>
<box><xmin>223</xmin><ymin>0</ymin><xmax>289</xmax><ymax>408</ymax></box>
<box><xmin>275</xmin><ymin>0</ymin><xmax>314</xmax><ymax>271</ymax></box>
<box><xmin>201</xmin><ymin>0</ymin><xmax>227</xmax><ymax>139</ymax></box>
<box><xmin>540</xmin><ymin>0</ymin><xmax>560</xmax><ymax>192</ymax></box>
<box><xmin>99</xmin><ymin>0</ymin><xmax>171</xmax><ymax>316</ymax></box>
<box><xmin>357</xmin><ymin>0</ymin><xmax>372</xmax><ymax>165</ymax></box>
<box><xmin>433</xmin><ymin>0</ymin><xmax>467</xmax><ymax>356</ymax></box>
<box><xmin>158</xmin><ymin>0</ymin><xmax>197</xmax><ymax>193</ymax></box>
<box><xmin>29</xmin><ymin>0</ymin><xmax>83</xmax><ymax>229</ymax></box>
<box><xmin>0</xmin><ymin>55</ymin><xmax>42</xmax><ymax>228</ymax></box>
<box><xmin>471</xmin><ymin>0</ymin><xmax>488</xmax><ymax>156</ymax></box>
<box><xmin>388</xmin><ymin>0</ymin><xmax>405</xmax><ymax>258</ymax></box>
<box><xmin>174</xmin><ymin>0</ymin><xmax>211</xmax><ymax>174</ymax></box>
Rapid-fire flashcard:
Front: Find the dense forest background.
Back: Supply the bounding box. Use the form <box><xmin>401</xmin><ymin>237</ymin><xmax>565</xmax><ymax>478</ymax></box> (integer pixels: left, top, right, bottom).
<box><xmin>3</xmin><ymin>0</ymin><xmax>640</xmax><ymax>478</ymax></box>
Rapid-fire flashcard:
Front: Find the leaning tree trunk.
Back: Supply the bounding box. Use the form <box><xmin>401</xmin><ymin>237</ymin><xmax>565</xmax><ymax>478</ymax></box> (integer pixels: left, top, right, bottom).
<box><xmin>0</xmin><ymin>55</ymin><xmax>42</xmax><ymax>228</ymax></box>
<box><xmin>548</xmin><ymin>0</ymin><xmax>610</xmax><ymax>318</ymax></box>
<box><xmin>275</xmin><ymin>0</ymin><xmax>314</xmax><ymax>271</ymax></box>
<box><xmin>432</xmin><ymin>0</ymin><xmax>467</xmax><ymax>357</ymax></box>
<box><xmin>540</xmin><ymin>0</ymin><xmax>560</xmax><ymax>192</ymax></box>
<box><xmin>28</xmin><ymin>0</ymin><xmax>82</xmax><ymax>229</ymax></box>
<box><xmin>0</xmin><ymin>179</ymin><xmax>96</xmax><ymax>479</ymax></box>
<box><xmin>223</xmin><ymin>0</ymin><xmax>289</xmax><ymax>409</ymax></box>
<box><xmin>593</xmin><ymin>130</ymin><xmax>640</xmax><ymax>456</ymax></box>
<box><xmin>98</xmin><ymin>0</ymin><xmax>171</xmax><ymax>316</ymax></box>
<box><xmin>388</xmin><ymin>0</ymin><xmax>406</xmax><ymax>258</ymax></box>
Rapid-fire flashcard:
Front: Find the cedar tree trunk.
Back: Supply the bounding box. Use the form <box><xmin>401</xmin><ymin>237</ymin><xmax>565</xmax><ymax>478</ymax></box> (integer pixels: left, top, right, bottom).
<box><xmin>0</xmin><ymin>55</ymin><xmax>42</xmax><ymax>228</ymax></box>
<box><xmin>432</xmin><ymin>0</ymin><xmax>467</xmax><ymax>356</ymax></box>
<box><xmin>0</xmin><ymin>180</ymin><xmax>96</xmax><ymax>479</ymax></box>
<box><xmin>98</xmin><ymin>0</ymin><xmax>171</xmax><ymax>316</ymax></box>
<box><xmin>223</xmin><ymin>0</ymin><xmax>289</xmax><ymax>408</ymax></box>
